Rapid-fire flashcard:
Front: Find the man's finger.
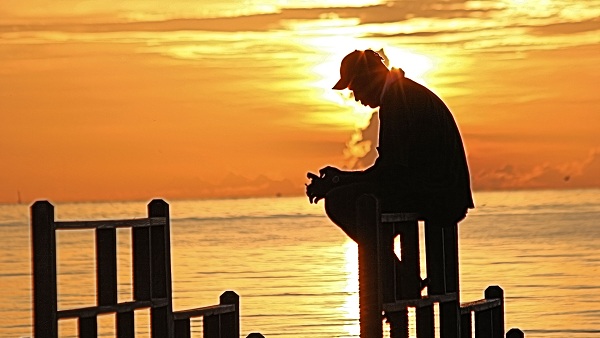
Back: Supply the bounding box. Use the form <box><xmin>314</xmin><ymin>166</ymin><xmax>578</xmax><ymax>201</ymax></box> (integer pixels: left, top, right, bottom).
<box><xmin>307</xmin><ymin>172</ymin><xmax>319</xmax><ymax>180</ymax></box>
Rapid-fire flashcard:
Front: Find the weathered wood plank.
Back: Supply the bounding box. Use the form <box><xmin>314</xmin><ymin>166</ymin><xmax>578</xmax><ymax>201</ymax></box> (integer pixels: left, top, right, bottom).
<box><xmin>173</xmin><ymin>304</ymin><xmax>236</xmax><ymax>319</ymax></box>
<box><xmin>460</xmin><ymin>299</ymin><xmax>502</xmax><ymax>314</ymax></box>
<box><xmin>55</xmin><ymin>217</ymin><xmax>166</xmax><ymax>229</ymax></box>
<box><xmin>383</xmin><ymin>292</ymin><xmax>458</xmax><ymax>311</ymax></box>
<box><xmin>57</xmin><ymin>299</ymin><xmax>166</xmax><ymax>319</ymax></box>
<box><xmin>381</xmin><ymin>213</ymin><xmax>420</xmax><ymax>223</ymax></box>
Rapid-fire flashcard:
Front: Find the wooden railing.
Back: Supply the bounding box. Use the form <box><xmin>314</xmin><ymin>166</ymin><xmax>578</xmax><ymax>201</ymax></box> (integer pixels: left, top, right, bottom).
<box><xmin>355</xmin><ymin>194</ymin><xmax>524</xmax><ymax>337</ymax></box>
<box><xmin>31</xmin><ymin>199</ymin><xmax>261</xmax><ymax>338</ymax></box>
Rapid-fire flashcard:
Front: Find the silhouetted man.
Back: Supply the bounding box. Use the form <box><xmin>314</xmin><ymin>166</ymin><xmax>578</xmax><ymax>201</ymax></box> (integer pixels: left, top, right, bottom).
<box><xmin>306</xmin><ymin>50</ymin><xmax>473</xmax><ymax>243</ymax></box>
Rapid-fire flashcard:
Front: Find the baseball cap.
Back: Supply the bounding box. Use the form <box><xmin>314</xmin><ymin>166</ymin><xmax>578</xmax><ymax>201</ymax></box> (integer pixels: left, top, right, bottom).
<box><xmin>332</xmin><ymin>50</ymin><xmax>384</xmax><ymax>90</ymax></box>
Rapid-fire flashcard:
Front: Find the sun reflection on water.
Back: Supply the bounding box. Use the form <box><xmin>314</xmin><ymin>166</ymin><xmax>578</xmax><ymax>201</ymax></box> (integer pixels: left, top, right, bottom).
<box><xmin>340</xmin><ymin>239</ymin><xmax>360</xmax><ymax>337</ymax></box>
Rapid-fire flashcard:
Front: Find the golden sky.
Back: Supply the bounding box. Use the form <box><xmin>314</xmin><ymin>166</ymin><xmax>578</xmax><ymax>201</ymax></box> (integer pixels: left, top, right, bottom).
<box><xmin>1</xmin><ymin>0</ymin><xmax>599</xmax><ymax>203</ymax></box>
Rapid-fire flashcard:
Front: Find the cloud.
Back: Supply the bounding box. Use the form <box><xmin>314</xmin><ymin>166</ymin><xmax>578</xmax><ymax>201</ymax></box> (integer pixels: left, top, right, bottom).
<box><xmin>343</xmin><ymin>111</ymin><xmax>379</xmax><ymax>170</ymax></box>
<box><xmin>0</xmin><ymin>1</ymin><xmax>492</xmax><ymax>34</ymax></box>
<box><xmin>528</xmin><ymin>17</ymin><xmax>600</xmax><ymax>36</ymax></box>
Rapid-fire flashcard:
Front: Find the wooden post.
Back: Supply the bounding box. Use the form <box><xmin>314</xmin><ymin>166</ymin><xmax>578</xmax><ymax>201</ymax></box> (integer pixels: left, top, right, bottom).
<box><xmin>506</xmin><ymin>328</ymin><xmax>524</xmax><ymax>338</ymax></box>
<box><xmin>202</xmin><ymin>291</ymin><xmax>240</xmax><ymax>338</ymax></box>
<box><xmin>148</xmin><ymin>199</ymin><xmax>175</xmax><ymax>338</ymax></box>
<box><xmin>31</xmin><ymin>201</ymin><xmax>58</xmax><ymax>338</ymax></box>
<box><xmin>486</xmin><ymin>286</ymin><xmax>505</xmax><ymax>338</ymax></box>
<box><xmin>220</xmin><ymin>291</ymin><xmax>240</xmax><ymax>338</ymax></box>
<box><xmin>356</xmin><ymin>194</ymin><xmax>383</xmax><ymax>338</ymax></box>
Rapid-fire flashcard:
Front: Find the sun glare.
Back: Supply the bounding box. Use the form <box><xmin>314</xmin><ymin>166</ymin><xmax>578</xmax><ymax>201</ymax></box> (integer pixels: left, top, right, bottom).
<box><xmin>340</xmin><ymin>240</ymin><xmax>359</xmax><ymax>337</ymax></box>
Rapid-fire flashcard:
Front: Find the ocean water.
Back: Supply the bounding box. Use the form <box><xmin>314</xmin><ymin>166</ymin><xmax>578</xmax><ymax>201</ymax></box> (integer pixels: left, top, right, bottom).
<box><xmin>1</xmin><ymin>189</ymin><xmax>600</xmax><ymax>337</ymax></box>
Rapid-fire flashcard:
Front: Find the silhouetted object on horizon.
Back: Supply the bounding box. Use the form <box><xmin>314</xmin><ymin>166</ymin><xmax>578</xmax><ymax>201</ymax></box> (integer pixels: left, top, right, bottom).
<box><xmin>306</xmin><ymin>49</ymin><xmax>474</xmax><ymax>245</ymax></box>
<box><xmin>30</xmin><ymin>200</ymin><xmax>263</xmax><ymax>338</ymax></box>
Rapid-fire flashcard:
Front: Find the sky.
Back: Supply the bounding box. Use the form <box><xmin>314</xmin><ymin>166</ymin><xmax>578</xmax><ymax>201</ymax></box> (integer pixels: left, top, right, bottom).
<box><xmin>1</xmin><ymin>0</ymin><xmax>599</xmax><ymax>203</ymax></box>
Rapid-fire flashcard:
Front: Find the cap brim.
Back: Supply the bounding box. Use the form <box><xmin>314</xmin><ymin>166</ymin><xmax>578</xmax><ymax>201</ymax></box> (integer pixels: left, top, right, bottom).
<box><xmin>332</xmin><ymin>78</ymin><xmax>349</xmax><ymax>90</ymax></box>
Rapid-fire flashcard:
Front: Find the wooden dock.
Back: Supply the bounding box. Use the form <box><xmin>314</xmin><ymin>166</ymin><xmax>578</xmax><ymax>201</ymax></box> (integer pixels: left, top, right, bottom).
<box><xmin>31</xmin><ymin>199</ymin><xmax>263</xmax><ymax>338</ymax></box>
<box><xmin>355</xmin><ymin>194</ymin><xmax>523</xmax><ymax>337</ymax></box>
<box><xmin>31</xmin><ymin>196</ymin><xmax>524</xmax><ymax>337</ymax></box>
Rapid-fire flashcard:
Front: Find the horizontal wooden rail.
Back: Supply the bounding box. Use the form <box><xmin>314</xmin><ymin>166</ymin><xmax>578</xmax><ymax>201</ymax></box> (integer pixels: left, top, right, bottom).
<box><xmin>57</xmin><ymin>299</ymin><xmax>169</xmax><ymax>319</ymax></box>
<box><xmin>55</xmin><ymin>217</ymin><xmax>167</xmax><ymax>230</ymax></box>
<box><xmin>381</xmin><ymin>212</ymin><xmax>421</xmax><ymax>223</ymax></box>
<box><xmin>173</xmin><ymin>304</ymin><xmax>236</xmax><ymax>320</ymax></box>
<box><xmin>460</xmin><ymin>298</ymin><xmax>502</xmax><ymax>314</ymax></box>
<box><xmin>383</xmin><ymin>293</ymin><xmax>458</xmax><ymax>311</ymax></box>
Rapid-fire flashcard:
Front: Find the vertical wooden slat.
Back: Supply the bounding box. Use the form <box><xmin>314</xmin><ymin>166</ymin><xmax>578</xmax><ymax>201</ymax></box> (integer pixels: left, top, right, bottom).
<box><xmin>148</xmin><ymin>199</ymin><xmax>174</xmax><ymax>338</ymax></box>
<box><xmin>425</xmin><ymin>221</ymin><xmax>460</xmax><ymax>338</ymax></box>
<box><xmin>151</xmin><ymin>306</ymin><xmax>170</xmax><ymax>338</ymax></box>
<box><xmin>31</xmin><ymin>201</ymin><xmax>58</xmax><ymax>338</ymax></box>
<box><xmin>475</xmin><ymin>309</ymin><xmax>493</xmax><ymax>338</ymax></box>
<box><xmin>440</xmin><ymin>300</ymin><xmax>460</xmax><ymax>338</ymax></box>
<box><xmin>356</xmin><ymin>194</ymin><xmax>383</xmax><ymax>338</ymax></box>
<box><xmin>203</xmin><ymin>315</ymin><xmax>220</xmax><ymax>338</ymax></box>
<box><xmin>379</xmin><ymin>219</ymin><xmax>396</xmax><ymax>305</ymax></box>
<box><xmin>425</xmin><ymin>223</ymin><xmax>445</xmax><ymax>295</ymax></box>
<box><xmin>397</xmin><ymin>220</ymin><xmax>421</xmax><ymax>299</ymax></box>
<box><xmin>461</xmin><ymin>311</ymin><xmax>473</xmax><ymax>338</ymax></box>
<box><xmin>97</xmin><ymin>227</ymin><xmax>117</xmax><ymax>306</ymax></box>
<box><xmin>132</xmin><ymin>226</ymin><xmax>151</xmax><ymax>301</ymax></box>
<box><xmin>220</xmin><ymin>291</ymin><xmax>240</xmax><ymax>338</ymax></box>
<box><xmin>174</xmin><ymin>318</ymin><xmax>191</xmax><ymax>338</ymax></box>
<box><xmin>486</xmin><ymin>286</ymin><xmax>505</xmax><ymax>338</ymax></box>
<box><xmin>79</xmin><ymin>316</ymin><xmax>98</xmax><ymax>338</ymax></box>
<box><xmin>416</xmin><ymin>305</ymin><xmax>435</xmax><ymax>337</ymax></box>
<box><xmin>117</xmin><ymin>311</ymin><xmax>135</xmax><ymax>338</ymax></box>
<box><xmin>387</xmin><ymin>310</ymin><xmax>409</xmax><ymax>338</ymax></box>
<box><xmin>444</xmin><ymin>224</ymin><xmax>460</xmax><ymax>293</ymax></box>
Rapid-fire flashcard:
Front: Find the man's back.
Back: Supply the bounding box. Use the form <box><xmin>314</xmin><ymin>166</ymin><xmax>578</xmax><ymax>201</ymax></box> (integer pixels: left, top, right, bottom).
<box><xmin>376</xmin><ymin>71</ymin><xmax>474</xmax><ymax>221</ymax></box>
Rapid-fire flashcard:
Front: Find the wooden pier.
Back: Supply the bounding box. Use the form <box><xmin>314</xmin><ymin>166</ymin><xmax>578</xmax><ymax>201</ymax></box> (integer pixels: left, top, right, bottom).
<box><xmin>31</xmin><ymin>199</ymin><xmax>263</xmax><ymax>338</ymax></box>
<box><xmin>31</xmin><ymin>196</ymin><xmax>524</xmax><ymax>337</ymax></box>
<box><xmin>356</xmin><ymin>194</ymin><xmax>523</xmax><ymax>337</ymax></box>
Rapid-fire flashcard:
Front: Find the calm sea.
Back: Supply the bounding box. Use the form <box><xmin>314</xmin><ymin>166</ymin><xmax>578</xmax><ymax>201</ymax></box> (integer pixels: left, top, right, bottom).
<box><xmin>1</xmin><ymin>189</ymin><xmax>599</xmax><ymax>337</ymax></box>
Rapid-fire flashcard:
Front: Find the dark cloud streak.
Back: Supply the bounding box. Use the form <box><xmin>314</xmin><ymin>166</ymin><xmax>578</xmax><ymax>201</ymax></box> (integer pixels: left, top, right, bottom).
<box><xmin>0</xmin><ymin>1</ymin><xmax>493</xmax><ymax>34</ymax></box>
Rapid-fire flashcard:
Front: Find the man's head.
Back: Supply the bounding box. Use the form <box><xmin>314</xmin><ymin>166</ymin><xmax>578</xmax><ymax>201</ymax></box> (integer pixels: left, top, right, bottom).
<box><xmin>332</xmin><ymin>49</ymin><xmax>389</xmax><ymax>108</ymax></box>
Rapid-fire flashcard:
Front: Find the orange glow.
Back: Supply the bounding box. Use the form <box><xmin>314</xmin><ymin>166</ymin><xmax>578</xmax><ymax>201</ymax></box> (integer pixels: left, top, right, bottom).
<box><xmin>0</xmin><ymin>1</ymin><xmax>599</xmax><ymax>203</ymax></box>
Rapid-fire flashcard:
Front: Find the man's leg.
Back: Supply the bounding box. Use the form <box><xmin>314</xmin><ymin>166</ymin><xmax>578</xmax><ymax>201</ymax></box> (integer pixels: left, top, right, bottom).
<box><xmin>324</xmin><ymin>183</ymin><xmax>374</xmax><ymax>243</ymax></box>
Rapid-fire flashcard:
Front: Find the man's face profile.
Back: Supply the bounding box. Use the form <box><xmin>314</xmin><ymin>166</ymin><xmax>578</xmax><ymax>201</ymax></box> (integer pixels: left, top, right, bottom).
<box><xmin>348</xmin><ymin>71</ymin><xmax>381</xmax><ymax>108</ymax></box>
